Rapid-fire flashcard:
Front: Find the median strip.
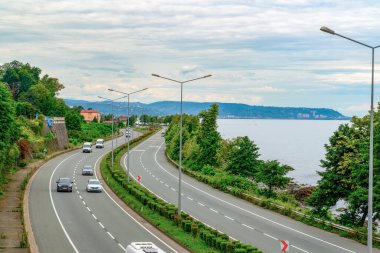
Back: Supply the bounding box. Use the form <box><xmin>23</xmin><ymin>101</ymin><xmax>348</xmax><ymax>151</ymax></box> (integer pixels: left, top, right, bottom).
<box><xmin>100</xmin><ymin>129</ymin><xmax>263</xmax><ymax>253</ymax></box>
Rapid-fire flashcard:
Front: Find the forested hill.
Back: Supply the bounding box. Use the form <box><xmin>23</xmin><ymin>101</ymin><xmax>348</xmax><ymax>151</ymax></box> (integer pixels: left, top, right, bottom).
<box><xmin>65</xmin><ymin>99</ymin><xmax>350</xmax><ymax>120</ymax></box>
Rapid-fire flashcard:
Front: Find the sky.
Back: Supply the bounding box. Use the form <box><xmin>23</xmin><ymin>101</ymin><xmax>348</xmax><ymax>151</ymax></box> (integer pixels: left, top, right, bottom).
<box><xmin>1</xmin><ymin>0</ymin><xmax>380</xmax><ymax>116</ymax></box>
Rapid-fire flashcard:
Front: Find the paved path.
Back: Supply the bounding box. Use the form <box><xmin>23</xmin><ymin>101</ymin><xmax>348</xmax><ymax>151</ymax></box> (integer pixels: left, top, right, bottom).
<box><xmin>0</xmin><ymin>160</ymin><xmax>41</xmax><ymax>253</ymax></box>
<box><xmin>123</xmin><ymin>130</ymin><xmax>380</xmax><ymax>253</ymax></box>
<box><xmin>28</xmin><ymin>130</ymin><xmax>189</xmax><ymax>253</ymax></box>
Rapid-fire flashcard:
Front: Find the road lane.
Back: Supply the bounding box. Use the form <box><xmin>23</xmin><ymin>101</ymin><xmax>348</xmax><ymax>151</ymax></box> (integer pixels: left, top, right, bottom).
<box><xmin>124</xmin><ymin>131</ymin><xmax>380</xmax><ymax>253</ymax></box>
<box><xmin>29</xmin><ymin>131</ymin><xmax>185</xmax><ymax>253</ymax></box>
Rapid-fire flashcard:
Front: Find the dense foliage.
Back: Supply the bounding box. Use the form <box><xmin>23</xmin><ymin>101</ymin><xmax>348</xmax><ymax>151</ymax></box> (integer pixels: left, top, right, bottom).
<box><xmin>0</xmin><ymin>83</ymin><xmax>20</xmax><ymax>178</ymax></box>
<box><xmin>68</xmin><ymin>123</ymin><xmax>113</xmax><ymax>146</ymax></box>
<box><xmin>165</xmin><ymin>104</ymin><xmax>293</xmax><ymax>197</ymax></box>
<box><xmin>308</xmin><ymin>111</ymin><xmax>380</xmax><ymax>227</ymax></box>
<box><xmin>0</xmin><ymin>60</ymin><xmax>68</xmax><ymax>117</ymax></box>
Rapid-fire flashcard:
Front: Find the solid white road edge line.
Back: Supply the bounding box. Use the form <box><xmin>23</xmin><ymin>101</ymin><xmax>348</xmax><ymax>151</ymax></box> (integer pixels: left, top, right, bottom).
<box><xmin>94</xmin><ymin>151</ymin><xmax>178</xmax><ymax>253</ymax></box>
<box><xmin>49</xmin><ymin>152</ymin><xmax>81</xmax><ymax>253</ymax></box>
<box><xmin>151</xmin><ymin>138</ymin><xmax>357</xmax><ymax>253</ymax></box>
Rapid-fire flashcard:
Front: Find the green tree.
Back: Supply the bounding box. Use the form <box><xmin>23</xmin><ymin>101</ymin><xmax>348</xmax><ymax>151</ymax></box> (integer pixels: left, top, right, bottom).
<box><xmin>308</xmin><ymin>112</ymin><xmax>380</xmax><ymax>226</ymax></box>
<box><xmin>15</xmin><ymin>101</ymin><xmax>40</xmax><ymax>118</ymax></box>
<box><xmin>1</xmin><ymin>61</ymin><xmax>41</xmax><ymax>99</ymax></box>
<box><xmin>65</xmin><ymin>110</ymin><xmax>82</xmax><ymax>131</ymax></box>
<box><xmin>197</xmin><ymin>104</ymin><xmax>221</xmax><ymax>167</ymax></box>
<box><xmin>256</xmin><ymin>160</ymin><xmax>293</xmax><ymax>195</ymax></box>
<box><xmin>0</xmin><ymin>83</ymin><xmax>19</xmax><ymax>172</ymax></box>
<box><xmin>40</xmin><ymin>74</ymin><xmax>65</xmax><ymax>96</ymax></box>
<box><xmin>226</xmin><ymin>136</ymin><xmax>260</xmax><ymax>177</ymax></box>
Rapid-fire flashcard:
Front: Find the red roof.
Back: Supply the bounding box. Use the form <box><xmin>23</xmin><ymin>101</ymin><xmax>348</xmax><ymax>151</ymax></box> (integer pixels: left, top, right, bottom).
<box><xmin>80</xmin><ymin>110</ymin><xmax>100</xmax><ymax>113</ymax></box>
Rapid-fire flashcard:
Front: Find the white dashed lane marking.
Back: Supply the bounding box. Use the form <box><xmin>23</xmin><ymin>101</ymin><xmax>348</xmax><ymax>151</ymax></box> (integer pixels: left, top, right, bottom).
<box><xmin>242</xmin><ymin>224</ymin><xmax>254</xmax><ymax>230</ymax></box>
<box><xmin>107</xmin><ymin>232</ymin><xmax>115</xmax><ymax>240</ymax></box>
<box><xmin>264</xmin><ymin>233</ymin><xmax>278</xmax><ymax>241</ymax></box>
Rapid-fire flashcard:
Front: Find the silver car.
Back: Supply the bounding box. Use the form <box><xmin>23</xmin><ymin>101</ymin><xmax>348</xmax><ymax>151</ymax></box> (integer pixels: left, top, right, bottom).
<box><xmin>82</xmin><ymin>165</ymin><xmax>94</xmax><ymax>176</ymax></box>
<box><xmin>86</xmin><ymin>179</ymin><xmax>102</xmax><ymax>193</ymax></box>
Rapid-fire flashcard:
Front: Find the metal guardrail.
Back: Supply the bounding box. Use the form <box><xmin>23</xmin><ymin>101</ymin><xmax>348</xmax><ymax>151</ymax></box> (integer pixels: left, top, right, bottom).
<box><xmin>166</xmin><ymin>152</ymin><xmax>380</xmax><ymax>243</ymax></box>
<box><xmin>240</xmin><ymin>192</ymin><xmax>380</xmax><ymax>243</ymax></box>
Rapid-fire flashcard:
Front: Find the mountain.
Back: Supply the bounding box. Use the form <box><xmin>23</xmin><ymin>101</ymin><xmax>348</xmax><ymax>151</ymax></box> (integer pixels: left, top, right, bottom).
<box><xmin>64</xmin><ymin>99</ymin><xmax>350</xmax><ymax>120</ymax></box>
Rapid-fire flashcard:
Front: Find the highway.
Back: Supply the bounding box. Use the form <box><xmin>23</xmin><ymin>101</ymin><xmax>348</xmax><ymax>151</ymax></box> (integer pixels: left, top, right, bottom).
<box><xmin>124</xmin><ymin>131</ymin><xmax>380</xmax><ymax>253</ymax></box>
<box><xmin>28</xmin><ymin>131</ymin><xmax>188</xmax><ymax>253</ymax></box>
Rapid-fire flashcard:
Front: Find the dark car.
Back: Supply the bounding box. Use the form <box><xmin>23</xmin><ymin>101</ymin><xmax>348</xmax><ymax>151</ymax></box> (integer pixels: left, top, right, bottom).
<box><xmin>82</xmin><ymin>165</ymin><xmax>94</xmax><ymax>176</ymax></box>
<box><xmin>56</xmin><ymin>177</ymin><xmax>73</xmax><ymax>192</ymax></box>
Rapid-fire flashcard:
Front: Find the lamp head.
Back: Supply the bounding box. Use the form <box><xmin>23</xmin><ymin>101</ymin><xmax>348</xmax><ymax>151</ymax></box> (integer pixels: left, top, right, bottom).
<box><xmin>108</xmin><ymin>88</ymin><xmax>114</xmax><ymax>91</ymax></box>
<box><xmin>203</xmin><ymin>74</ymin><xmax>212</xmax><ymax>78</ymax></box>
<box><xmin>152</xmin><ymin>74</ymin><xmax>160</xmax><ymax>77</ymax></box>
<box><xmin>320</xmin><ymin>26</ymin><xmax>335</xmax><ymax>35</ymax></box>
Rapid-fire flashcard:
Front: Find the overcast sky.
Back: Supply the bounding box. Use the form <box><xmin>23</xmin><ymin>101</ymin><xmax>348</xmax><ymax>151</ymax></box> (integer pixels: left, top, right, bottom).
<box><xmin>1</xmin><ymin>0</ymin><xmax>380</xmax><ymax>116</ymax></box>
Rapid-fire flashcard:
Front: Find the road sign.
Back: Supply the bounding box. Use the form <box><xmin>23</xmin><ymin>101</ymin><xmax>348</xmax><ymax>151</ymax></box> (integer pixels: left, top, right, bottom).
<box><xmin>137</xmin><ymin>175</ymin><xmax>141</xmax><ymax>182</ymax></box>
<box><xmin>281</xmin><ymin>240</ymin><xmax>289</xmax><ymax>252</ymax></box>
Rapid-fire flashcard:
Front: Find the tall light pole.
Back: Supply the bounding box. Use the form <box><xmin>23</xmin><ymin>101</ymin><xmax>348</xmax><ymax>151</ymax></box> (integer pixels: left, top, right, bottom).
<box><xmin>321</xmin><ymin>26</ymin><xmax>380</xmax><ymax>253</ymax></box>
<box><xmin>151</xmin><ymin>73</ymin><xmax>212</xmax><ymax>215</ymax></box>
<box><xmin>108</xmin><ymin>87</ymin><xmax>148</xmax><ymax>183</ymax></box>
<box><xmin>98</xmin><ymin>95</ymin><xmax>128</xmax><ymax>169</ymax></box>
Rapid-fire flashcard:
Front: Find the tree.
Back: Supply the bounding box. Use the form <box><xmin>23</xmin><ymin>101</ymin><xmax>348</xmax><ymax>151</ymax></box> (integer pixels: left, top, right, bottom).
<box><xmin>65</xmin><ymin>110</ymin><xmax>82</xmax><ymax>131</ymax></box>
<box><xmin>226</xmin><ymin>136</ymin><xmax>260</xmax><ymax>177</ymax></box>
<box><xmin>196</xmin><ymin>104</ymin><xmax>221</xmax><ymax>167</ymax></box>
<box><xmin>0</xmin><ymin>83</ymin><xmax>19</xmax><ymax>171</ymax></box>
<box><xmin>1</xmin><ymin>61</ymin><xmax>41</xmax><ymax>99</ymax></box>
<box><xmin>255</xmin><ymin>160</ymin><xmax>293</xmax><ymax>195</ymax></box>
<box><xmin>308</xmin><ymin>112</ymin><xmax>380</xmax><ymax>226</ymax></box>
<box><xmin>15</xmin><ymin>101</ymin><xmax>39</xmax><ymax>118</ymax></box>
<box><xmin>40</xmin><ymin>74</ymin><xmax>64</xmax><ymax>96</ymax></box>
<box><xmin>129</xmin><ymin>115</ymin><xmax>137</xmax><ymax>127</ymax></box>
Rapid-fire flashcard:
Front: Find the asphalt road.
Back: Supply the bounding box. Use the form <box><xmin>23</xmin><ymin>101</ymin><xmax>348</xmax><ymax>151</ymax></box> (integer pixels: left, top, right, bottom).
<box><xmin>124</xmin><ymin>130</ymin><xmax>380</xmax><ymax>253</ymax></box>
<box><xmin>29</xmin><ymin>130</ymin><xmax>184</xmax><ymax>253</ymax></box>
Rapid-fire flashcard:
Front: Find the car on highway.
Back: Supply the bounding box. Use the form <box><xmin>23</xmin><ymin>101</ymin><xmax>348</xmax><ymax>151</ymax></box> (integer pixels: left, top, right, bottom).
<box><xmin>82</xmin><ymin>142</ymin><xmax>92</xmax><ymax>153</ymax></box>
<box><xmin>86</xmin><ymin>179</ymin><xmax>102</xmax><ymax>192</ymax></box>
<box><xmin>82</xmin><ymin>165</ymin><xmax>94</xmax><ymax>176</ymax></box>
<box><xmin>95</xmin><ymin>139</ymin><xmax>104</xmax><ymax>148</ymax></box>
<box><xmin>126</xmin><ymin>129</ymin><xmax>132</xmax><ymax>138</ymax></box>
<box><xmin>125</xmin><ymin>242</ymin><xmax>165</xmax><ymax>253</ymax></box>
<box><xmin>56</xmin><ymin>177</ymin><xmax>73</xmax><ymax>192</ymax></box>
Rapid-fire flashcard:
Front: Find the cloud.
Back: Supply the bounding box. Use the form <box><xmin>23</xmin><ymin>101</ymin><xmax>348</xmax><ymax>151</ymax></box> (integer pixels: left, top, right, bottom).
<box><xmin>1</xmin><ymin>0</ymin><xmax>380</xmax><ymax>111</ymax></box>
<box><xmin>341</xmin><ymin>103</ymin><xmax>370</xmax><ymax>116</ymax></box>
<box><xmin>180</xmin><ymin>65</ymin><xmax>201</xmax><ymax>75</ymax></box>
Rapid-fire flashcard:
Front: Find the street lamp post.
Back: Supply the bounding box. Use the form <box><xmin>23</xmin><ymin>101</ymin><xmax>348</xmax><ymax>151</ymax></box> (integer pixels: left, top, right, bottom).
<box><xmin>321</xmin><ymin>26</ymin><xmax>380</xmax><ymax>253</ymax></box>
<box><xmin>108</xmin><ymin>87</ymin><xmax>148</xmax><ymax>183</ymax></box>
<box><xmin>98</xmin><ymin>95</ymin><xmax>129</xmax><ymax>169</ymax></box>
<box><xmin>151</xmin><ymin>73</ymin><xmax>212</xmax><ymax>215</ymax></box>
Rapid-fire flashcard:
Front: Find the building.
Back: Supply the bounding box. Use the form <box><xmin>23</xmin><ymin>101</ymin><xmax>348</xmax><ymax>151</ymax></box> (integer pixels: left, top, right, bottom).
<box><xmin>80</xmin><ymin>110</ymin><xmax>101</xmax><ymax>123</ymax></box>
<box><xmin>118</xmin><ymin>116</ymin><xmax>128</xmax><ymax>123</ymax></box>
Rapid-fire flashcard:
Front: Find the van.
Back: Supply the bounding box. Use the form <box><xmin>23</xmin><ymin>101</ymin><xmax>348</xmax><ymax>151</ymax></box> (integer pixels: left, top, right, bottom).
<box><xmin>82</xmin><ymin>142</ymin><xmax>92</xmax><ymax>153</ymax></box>
<box><xmin>125</xmin><ymin>242</ymin><xmax>165</xmax><ymax>253</ymax></box>
<box><xmin>95</xmin><ymin>139</ymin><xmax>104</xmax><ymax>148</ymax></box>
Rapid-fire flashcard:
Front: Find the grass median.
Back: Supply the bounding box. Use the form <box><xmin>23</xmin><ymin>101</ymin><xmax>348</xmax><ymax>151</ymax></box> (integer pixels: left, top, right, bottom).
<box><xmin>100</xmin><ymin>129</ymin><xmax>262</xmax><ymax>253</ymax></box>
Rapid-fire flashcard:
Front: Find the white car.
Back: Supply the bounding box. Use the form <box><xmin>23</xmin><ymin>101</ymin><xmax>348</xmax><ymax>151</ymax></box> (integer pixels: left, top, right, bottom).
<box><xmin>125</xmin><ymin>242</ymin><xmax>165</xmax><ymax>253</ymax></box>
<box><xmin>82</xmin><ymin>142</ymin><xmax>92</xmax><ymax>153</ymax></box>
<box><xmin>95</xmin><ymin>139</ymin><xmax>104</xmax><ymax>148</ymax></box>
<box><xmin>86</xmin><ymin>179</ymin><xmax>102</xmax><ymax>192</ymax></box>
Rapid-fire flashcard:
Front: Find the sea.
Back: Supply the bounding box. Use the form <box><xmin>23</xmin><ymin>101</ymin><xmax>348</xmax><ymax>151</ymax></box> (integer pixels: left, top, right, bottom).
<box><xmin>217</xmin><ymin>119</ymin><xmax>349</xmax><ymax>186</ymax></box>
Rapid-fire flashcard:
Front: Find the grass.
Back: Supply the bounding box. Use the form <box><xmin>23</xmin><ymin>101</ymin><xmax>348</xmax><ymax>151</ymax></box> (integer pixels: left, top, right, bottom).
<box><xmin>101</xmin><ymin>129</ymin><xmax>261</xmax><ymax>253</ymax></box>
<box><xmin>166</xmin><ymin>154</ymin><xmax>380</xmax><ymax>248</ymax></box>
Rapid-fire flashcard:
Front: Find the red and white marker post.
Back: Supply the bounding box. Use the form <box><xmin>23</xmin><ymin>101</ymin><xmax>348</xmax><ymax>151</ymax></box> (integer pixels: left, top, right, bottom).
<box><xmin>137</xmin><ymin>175</ymin><xmax>141</xmax><ymax>183</ymax></box>
<box><xmin>280</xmin><ymin>240</ymin><xmax>289</xmax><ymax>252</ymax></box>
